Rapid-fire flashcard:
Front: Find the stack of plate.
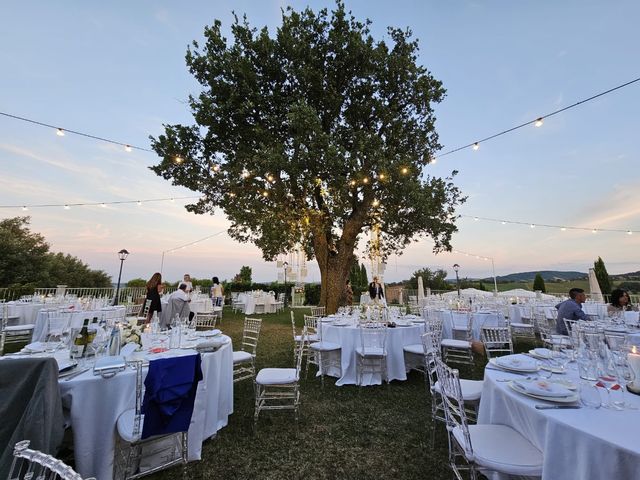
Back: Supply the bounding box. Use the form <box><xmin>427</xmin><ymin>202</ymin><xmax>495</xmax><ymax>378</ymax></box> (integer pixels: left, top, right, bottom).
<box><xmin>490</xmin><ymin>354</ymin><xmax>539</xmax><ymax>373</ymax></box>
<box><xmin>509</xmin><ymin>379</ymin><xmax>578</xmax><ymax>403</ymax></box>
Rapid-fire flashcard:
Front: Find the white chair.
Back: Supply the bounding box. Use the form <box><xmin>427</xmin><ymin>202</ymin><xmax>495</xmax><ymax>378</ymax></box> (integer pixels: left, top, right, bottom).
<box><xmin>356</xmin><ymin>323</ymin><xmax>388</xmax><ymax>386</ymax></box>
<box><xmin>310</xmin><ymin>306</ymin><xmax>326</xmax><ymax>318</ymax></box>
<box><xmin>290</xmin><ymin>311</ymin><xmax>306</xmax><ymax>363</ymax></box>
<box><xmin>195</xmin><ymin>312</ymin><xmax>217</xmax><ymax>330</ymax></box>
<box><xmin>254</xmin><ymin>327</ymin><xmax>306</xmax><ymax>427</ymax></box>
<box><xmin>481</xmin><ymin>326</ymin><xmax>514</xmax><ymax>359</ymax></box>
<box><xmin>232</xmin><ymin>294</ymin><xmax>245</xmax><ymax>313</ymax></box>
<box><xmin>212</xmin><ymin>297</ymin><xmax>224</xmax><ymax>324</ymax></box>
<box><xmin>1</xmin><ymin>304</ymin><xmax>34</xmax><ymax>356</ymax></box>
<box><xmin>306</xmin><ymin>315</ymin><xmax>341</xmax><ymax>387</ymax></box>
<box><xmin>436</xmin><ymin>358</ymin><xmax>543</xmax><ymax>479</ymax></box>
<box><xmin>137</xmin><ymin>300</ymin><xmax>152</xmax><ymax>323</ymax></box>
<box><xmin>8</xmin><ymin>440</ymin><xmax>91</xmax><ymax>480</ymax></box>
<box><xmin>114</xmin><ymin>356</ymin><xmax>201</xmax><ymax>480</ymax></box>
<box><xmin>403</xmin><ymin>316</ymin><xmax>444</xmax><ymax>373</ymax></box>
<box><xmin>535</xmin><ymin>312</ymin><xmax>570</xmax><ymax>348</ymax></box>
<box><xmin>233</xmin><ymin>317</ymin><xmax>262</xmax><ymax>383</ymax></box>
<box><xmin>441</xmin><ymin>312</ymin><xmax>474</xmax><ymax>367</ymax></box>
<box><xmin>273</xmin><ymin>293</ymin><xmax>284</xmax><ymax>313</ymax></box>
<box><xmin>509</xmin><ymin>305</ymin><xmax>536</xmax><ymax>341</ymax></box>
<box><xmin>423</xmin><ymin>331</ymin><xmax>483</xmax><ymax>424</ymax></box>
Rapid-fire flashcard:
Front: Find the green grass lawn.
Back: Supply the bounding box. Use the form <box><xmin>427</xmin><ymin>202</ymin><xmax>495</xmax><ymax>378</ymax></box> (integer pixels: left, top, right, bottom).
<box><xmin>148</xmin><ymin>307</ymin><xmax>494</xmax><ymax>480</ymax></box>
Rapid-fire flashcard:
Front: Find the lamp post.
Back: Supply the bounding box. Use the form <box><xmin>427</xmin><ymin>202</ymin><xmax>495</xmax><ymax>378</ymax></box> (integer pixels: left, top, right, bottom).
<box><xmin>283</xmin><ymin>261</ymin><xmax>289</xmax><ymax>308</ymax></box>
<box><xmin>113</xmin><ymin>249</ymin><xmax>129</xmax><ymax>306</ymax></box>
<box><xmin>453</xmin><ymin>263</ymin><xmax>460</xmax><ymax>297</ymax></box>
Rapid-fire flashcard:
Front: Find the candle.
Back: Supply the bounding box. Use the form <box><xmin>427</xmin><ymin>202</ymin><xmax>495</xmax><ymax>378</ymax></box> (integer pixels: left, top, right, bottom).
<box><xmin>627</xmin><ymin>346</ymin><xmax>640</xmax><ymax>390</ymax></box>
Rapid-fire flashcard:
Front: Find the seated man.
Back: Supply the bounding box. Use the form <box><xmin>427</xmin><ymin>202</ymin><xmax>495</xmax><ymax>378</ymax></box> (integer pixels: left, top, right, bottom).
<box><xmin>555</xmin><ymin>287</ymin><xmax>589</xmax><ymax>335</ymax></box>
<box><xmin>163</xmin><ymin>283</ymin><xmax>192</xmax><ymax>328</ymax></box>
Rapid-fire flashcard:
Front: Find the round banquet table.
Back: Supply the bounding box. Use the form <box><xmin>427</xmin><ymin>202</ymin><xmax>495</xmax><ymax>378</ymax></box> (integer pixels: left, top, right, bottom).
<box><xmin>59</xmin><ymin>339</ymin><xmax>234</xmax><ymax>480</ymax></box>
<box><xmin>440</xmin><ymin>310</ymin><xmax>503</xmax><ymax>340</ymax></box>
<box><xmin>479</xmin><ymin>364</ymin><xmax>640</xmax><ymax>479</ymax></box>
<box><xmin>32</xmin><ymin>306</ymin><xmax>126</xmax><ymax>342</ymax></box>
<box><xmin>319</xmin><ymin>319</ymin><xmax>424</xmax><ymax>386</ymax></box>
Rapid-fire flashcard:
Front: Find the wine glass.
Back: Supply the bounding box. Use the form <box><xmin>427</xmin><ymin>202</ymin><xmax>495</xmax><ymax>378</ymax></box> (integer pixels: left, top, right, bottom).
<box><xmin>596</xmin><ymin>364</ymin><xmax>621</xmax><ymax>409</ymax></box>
<box><xmin>611</xmin><ymin>351</ymin><xmax>638</xmax><ymax>410</ymax></box>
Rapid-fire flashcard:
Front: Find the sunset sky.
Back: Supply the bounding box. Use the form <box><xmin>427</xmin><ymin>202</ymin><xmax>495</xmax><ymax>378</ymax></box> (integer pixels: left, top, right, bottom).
<box><xmin>1</xmin><ymin>1</ymin><xmax>638</xmax><ymax>284</ymax></box>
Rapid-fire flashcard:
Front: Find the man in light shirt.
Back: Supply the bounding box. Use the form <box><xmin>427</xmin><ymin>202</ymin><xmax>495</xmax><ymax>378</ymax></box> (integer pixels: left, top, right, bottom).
<box><xmin>163</xmin><ymin>283</ymin><xmax>192</xmax><ymax>328</ymax></box>
<box><xmin>555</xmin><ymin>288</ymin><xmax>589</xmax><ymax>335</ymax></box>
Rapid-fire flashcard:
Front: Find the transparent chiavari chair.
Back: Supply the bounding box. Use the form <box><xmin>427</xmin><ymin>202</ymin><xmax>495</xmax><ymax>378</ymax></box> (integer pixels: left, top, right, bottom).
<box><xmin>356</xmin><ymin>322</ymin><xmax>387</xmax><ymax>386</ymax></box>
<box><xmin>509</xmin><ymin>305</ymin><xmax>536</xmax><ymax>341</ymax></box>
<box><xmin>441</xmin><ymin>312</ymin><xmax>474</xmax><ymax>367</ymax></box>
<box><xmin>8</xmin><ymin>440</ymin><xmax>92</xmax><ymax>480</ymax></box>
<box><xmin>254</xmin><ymin>327</ymin><xmax>306</xmax><ymax>429</ymax></box>
<box><xmin>535</xmin><ymin>312</ymin><xmax>570</xmax><ymax>348</ymax></box>
<box><xmin>306</xmin><ymin>314</ymin><xmax>341</xmax><ymax>387</ymax></box>
<box><xmin>232</xmin><ymin>317</ymin><xmax>262</xmax><ymax>383</ymax></box>
<box><xmin>310</xmin><ymin>306</ymin><xmax>326</xmax><ymax>318</ymax></box>
<box><xmin>1</xmin><ymin>304</ymin><xmax>34</xmax><ymax>356</ymax></box>
<box><xmin>480</xmin><ymin>326</ymin><xmax>513</xmax><ymax>359</ymax></box>
<box><xmin>195</xmin><ymin>312</ymin><xmax>217</xmax><ymax>330</ymax></box>
<box><xmin>290</xmin><ymin>311</ymin><xmax>306</xmax><ymax>364</ymax></box>
<box><xmin>436</xmin><ymin>358</ymin><xmax>542</xmax><ymax>479</ymax></box>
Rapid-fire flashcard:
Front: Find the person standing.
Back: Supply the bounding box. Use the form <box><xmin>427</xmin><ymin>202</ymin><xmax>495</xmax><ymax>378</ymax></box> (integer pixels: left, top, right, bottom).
<box><xmin>182</xmin><ymin>274</ymin><xmax>193</xmax><ymax>294</ymax></box>
<box><xmin>145</xmin><ymin>272</ymin><xmax>164</xmax><ymax>322</ymax></box>
<box><xmin>368</xmin><ymin>276</ymin><xmax>384</xmax><ymax>304</ymax></box>
<box><xmin>210</xmin><ymin>276</ymin><xmax>224</xmax><ymax>307</ymax></box>
<box><xmin>344</xmin><ymin>279</ymin><xmax>354</xmax><ymax>306</ymax></box>
<box><xmin>555</xmin><ymin>288</ymin><xmax>589</xmax><ymax>334</ymax></box>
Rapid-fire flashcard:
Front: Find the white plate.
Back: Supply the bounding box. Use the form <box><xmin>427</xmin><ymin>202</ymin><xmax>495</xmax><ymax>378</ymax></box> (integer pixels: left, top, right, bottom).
<box><xmin>332</xmin><ymin>321</ymin><xmax>350</xmax><ymax>326</ymax></box>
<box><xmin>198</xmin><ymin>329</ymin><xmax>221</xmax><ymax>337</ymax></box>
<box><xmin>509</xmin><ymin>381</ymin><xmax>579</xmax><ymax>403</ymax></box>
<box><xmin>528</xmin><ymin>348</ymin><xmax>552</xmax><ymax>359</ymax></box>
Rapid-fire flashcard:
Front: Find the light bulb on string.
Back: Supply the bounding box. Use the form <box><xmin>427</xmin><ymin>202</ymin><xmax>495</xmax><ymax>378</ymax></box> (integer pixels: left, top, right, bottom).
<box><xmin>124</xmin><ymin>145</ymin><xmax>132</xmax><ymax>152</ymax></box>
<box><xmin>137</xmin><ymin>200</ymin><xmax>142</xmax><ymax>206</ymax></box>
<box><xmin>378</xmin><ymin>173</ymin><xmax>385</xmax><ymax>180</ymax></box>
<box><xmin>262</xmin><ymin>191</ymin><xmax>269</xmax><ymax>197</ymax></box>
<box><xmin>501</xmin><ymin>221</ymin><xmax>506</xmax><ymax>225</ymax></box>
<box><xmin>534</xmin><ymin>118</ymin><xmax>544</xmax><ymax>127</ymax></box>
<box><xmin>530</xmin><ymin>224</ymin><xmax>535</xmax><ymax>228</ymax></box>
<box><xmin>431</xmin><ymin>158</ymin><xmax>437</xmax><ymax>164</ymax></box>
<box><xmin>592</xmin><ymin>229</ymin><xmax>597</xmax><ymax>234</ymax></box>
<box><xmin>100</xmin><ymin>203</ymin><xmax>106</xmax><ymax>208</ymax></box>
<box><xmin>170</xmin><ymin>198</ymin><xmax>175</xmax><ymax>203</ymax></box>
<box><xmin>561</xmin><ymin>227</ymin><xmax>567</xmax><ymax>231</ymax></box>
<box><xmin>362</xmin><ymin>177</ymin><xmax>369</xmax><ymax>184</ymax></box>
<box><xmin>627</xmin><ymin>231</ymin><xmax>633</xmax><ymax>235</ymax></box>
<box><xmin>473</xmin><ymin>217</ymin><xmax>479</xmax><ymax>221</ymax></box>
<box><xmin>401</xmin><ymin>167</ymin><xmax>408</xmax><ymax>175</ymax></box>
<box><xmin>472</xmin><ymin>142</ymin><xmax>479</xmax><ymax>151</ymax></box>
<box><xmin>22</xmin><ymin>206</ymin><xmax>28</xmax><ymax>211</ymax></box>
<box><xmin>174</xmin><ymin>156</ymin><xmax>183</xmax><ymax>164</ymax></box>
<box><xmin>349</xmin><ymin>179</ymin><xmax>357</xmax><ymax>186</ymax></box>
<box><xmin>64</xmin><ymin>205</ymin><xmax>70</xmax><ymax>210</ymax></box>
<box><xmin>241</xmin><ymin>169</ymin><xmax>250</xmax><ymax>179</ymax></box>
<box><xmin>56</xmin><ymin>128</ymin><xmax>65</xmax><ymax>137</ymax></box>
<box><xmin>372</xmin><ymin>199</ymin><xmax>380</xmax><ymax>207</ymax></box>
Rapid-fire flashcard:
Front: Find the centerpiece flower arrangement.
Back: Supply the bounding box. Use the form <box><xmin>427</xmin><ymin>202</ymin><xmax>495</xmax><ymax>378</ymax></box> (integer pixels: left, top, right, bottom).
<box><xmin>120</xmin><ymin>318</ymin><xmax>143</xmax><ymax>347</ymax></box>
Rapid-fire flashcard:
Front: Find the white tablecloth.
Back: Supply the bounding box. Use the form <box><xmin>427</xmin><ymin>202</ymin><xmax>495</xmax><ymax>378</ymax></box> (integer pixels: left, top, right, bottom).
<box><xmin>237</xmin><ymin>293</ymin><xmax>276</xmax><ymax>315</ymax></box>
<box><xmin>440</xmin><ymin>310</ymin><xmax>503</xmax><ymax>340</ymax></box>
<box><xmin>6</xmin><ymin>302</ymin><xmax>46</xmax><ymax>325</ymax></box>
<box><xmin>508</xmin><ymin>304</ymin><xmax>557</xmax><ymax>324</ymax></box>
<box><xmin>319</xmin><ymin>320</ymin><xmax>423</xmax><ymax>386</ymax></box>
<box><xmin>479</xmin><ymin>364</ymin><xmax>640</xmax><ymax>479</ymax></box>
<box><xmin>59</xmin><ymin>340</ymin><xmax>234</xmax><ymax>480</ymax></box>
<box><xmin>32</xmin><ymin>307</ymin><xmax>127</xmax><ymax>342</ymax></box>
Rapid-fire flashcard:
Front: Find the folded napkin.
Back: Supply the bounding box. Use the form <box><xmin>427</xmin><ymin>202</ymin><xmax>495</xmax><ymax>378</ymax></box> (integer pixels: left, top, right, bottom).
<box><xmin>532</xmin><ymin>348</ymin><xmax>552</xmax><ymax>359</ymax></box>
<box><xmin>496</xmin><ymin>354</ymin><xmax>537</xmax><ymax>371</ymax></box>
<box><xmin>514</xmin><ymin>380</ymin><xmax>572</xmax><ymax>398</ymax></box>
<box><xmin>24</xmin><ymin>342</ymin><xmax>46</xmax><ymax>353</ymax></box>
<box><xmin>120</xmin><ymin>343</ymin><xmax>139</xmax><ymax>357</ymax></box>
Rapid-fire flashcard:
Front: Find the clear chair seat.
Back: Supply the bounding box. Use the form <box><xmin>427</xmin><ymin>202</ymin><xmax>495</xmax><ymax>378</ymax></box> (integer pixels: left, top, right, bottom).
<box><xmin>356</xmin><ymin>346</ymin><xmax>386</xmax><ymax>357</ymax></box>
<box><xmin>403</xmin><ymin>343</ymin><xmax>423</xmax><ymax>355</ymax></box>
<box><xmin>117</xmin><ymin>409</ymin><xmax>143</xmax><ymax>443</ymax></box>
<box><xmin>441</xmin><ymin>339</ymin><xmax>471</xmax><ymax>349</ymax></box>
<box><xmin>509</xmin><ymin>322</ymin><xmax>534</xmax><ymax>329</ymax></box>
<box><xmin>309</xmin><ymin>341</ymin><xmax>341</xmax><ymax>352</ymax></box>
<box><xmin>434</xmin><ymin>379</ymin><xmax>483</xmax><ymax>401</ymax></box>
<box><xmin>452</xmin><ymin>424</ymin><xmax>543</xmax><ymax>476</ymax></box>
<box><xmin>232</xmin><ymin>350</ymin><xmax>253</xmax><ymax>364</ymax></box>
<box><xmin>256</xmin><ymin>367</ymin><xmax>298</xmax><ymax>385</ymax></box>
<box><xmin>5</xmin><ymin>324</ymin><xmax>35</xmax><ymax>331</ymax></box>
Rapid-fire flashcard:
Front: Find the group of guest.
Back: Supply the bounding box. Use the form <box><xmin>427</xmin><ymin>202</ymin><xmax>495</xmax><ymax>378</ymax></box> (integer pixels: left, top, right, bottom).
<box><xmin>142</xmin><ymin>272</ymin><xmax>224</xmax><ymax>326</ymax></box>
<box><xmin>555</xmin><ymin>287</ymin><xmax>636</xmax><ymax>335</ymax></box>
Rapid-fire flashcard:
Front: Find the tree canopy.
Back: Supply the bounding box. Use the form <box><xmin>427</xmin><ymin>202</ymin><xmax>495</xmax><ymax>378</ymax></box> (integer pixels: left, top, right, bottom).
<box><xmin>407</xmin><ymin>267</ymin><xmax>450</xmax><ymax>291</ymax></box>
<box><xmin>593</xmin><ymin>257</ymin><xmax>612</xmax><ymax>295</ymax></box>
<box><xmin>0</xmin><ymin>217</ymin><xmax>111</xmax><ymax>288</ymax></box>
<box><xmin>533</xmin><ymin>273</ymin><xmax>546</xmax><ymax>293</ymax></box>
<box><xmin>149</xmin><ymin>2</ymin><xmax>464</xmax><ymax>310</ymax></box>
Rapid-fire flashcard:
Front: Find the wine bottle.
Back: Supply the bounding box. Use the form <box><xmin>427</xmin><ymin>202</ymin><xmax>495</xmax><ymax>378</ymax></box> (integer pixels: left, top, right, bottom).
<box><xmin>70</xmin><ymin>318</ymin><xmax>90</xmax><ymax>359</ymax></box>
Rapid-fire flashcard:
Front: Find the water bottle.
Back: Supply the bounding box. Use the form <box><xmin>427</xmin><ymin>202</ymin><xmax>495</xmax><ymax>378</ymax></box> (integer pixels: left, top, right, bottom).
<box><xmin>169</xmin><ymin>315</ymin><xmax>181</xmax><ymax>349</ymax></box>
<box><xmin>151</xmin><ymin>311</ymin><xmax>160</xmax><ymax>334</ymax></box>
<box><xmin>108</xmin><ymin>324</ymin><xmax>122</xmax><ymax>356</ymax></box>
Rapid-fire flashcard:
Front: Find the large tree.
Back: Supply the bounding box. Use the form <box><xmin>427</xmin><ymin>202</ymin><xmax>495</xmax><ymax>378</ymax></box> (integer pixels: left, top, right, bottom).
<box><xmin>150</xmin><ymin>3</ymin><xmax>464</xmax><ymax>312</ymax></box>
<box><xmin>593</xmin><ymin>257</ymin><xmax>612</xmax><ymax>295</ymax></box>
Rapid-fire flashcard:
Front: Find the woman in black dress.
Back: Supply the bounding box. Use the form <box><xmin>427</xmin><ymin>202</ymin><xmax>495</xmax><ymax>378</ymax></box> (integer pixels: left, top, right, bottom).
<box><xmin>145</xmin><ymin>272</ymin><xmax>164</xmax><ymax>322</ymax></box>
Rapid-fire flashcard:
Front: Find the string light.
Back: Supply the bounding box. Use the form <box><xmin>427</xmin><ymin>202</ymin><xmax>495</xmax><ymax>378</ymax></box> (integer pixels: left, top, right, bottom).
<box><xmin>174</xmin><ymin>156</ymin><xmax>183</xmax><ymax>164</ymax></box>
<box><xmin>362</xmin><ymin>177</ymin><xmax>369</xmax><ymax>184</ymax></box>
<box><xmin>241</xmin><ymin>169</ymin><xmax>250</xmax><ymax>179</ymax></box>
<box><xmin>401</xmin><ymin>167</ymin><xmax>408</xmax><ymax>174</ymax></box>
<box><xmin>267</xmin><ymin>174</ymin><xmax>274</xmax><ymax>182</ymax></box>
<box><xmin>211</xmin><ymin>164</ymin><xmax>221</xmax><ymax>172</ymax></box>
<box><xmin>100</xmin><ymin>203</ymin><xmax>106</xmax><ymax>208</ymax></box>
<box><xmin>434</xmin><ymin>76</ymin><xmax>640</xmax><ymax>159</ymax></box>
<box><xmin>262</xmin><ymin>191</ymin><xmax>269</xmax><ymax>197</ymax></box>
<box><xmin>378</xmin><ymin>173</ymin><xmax>386</xmax><ymax>180</ymax></box>
<box><xmin>349</xmin><ymin>179</ymin><xmax>357</xmax><ymax>186</ymax></box>
<box><xmin>372</xmin><ymin>199</ymin><xmax>380</xmax><ymax>207</ymax></box>
<box><xmin>56</xmin><ymin>128</ymin><xmax>65</xmax><ymax>137</ymax></box>
<box><xmin>124</xmin><ymin>145</ymin><xmax>132</xmax><ymax>152</ymax></box>
<box><xmin>460</xmin><ymin>214</ymin><xmax>639</xmax><ymax>235</ymax></box>
<box><xmin>170</xmin><ymin>198</ymin><xmax>175</xmax><ymax>202</ymax></box>
<box><xmin>0</xmin><ymin>195</ymin><xmax>201</xmax><ymax>210</ymax></box>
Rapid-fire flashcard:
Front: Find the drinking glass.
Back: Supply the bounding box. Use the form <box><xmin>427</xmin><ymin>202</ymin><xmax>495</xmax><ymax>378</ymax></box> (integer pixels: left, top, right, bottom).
<box><xmin>596</xmin><ymin>365</ymin><xmax>621</xmax><ymax>409</ymax></box>
<box><xmin>579</xmin><ymin>381</ymin><xmax>602</xmax><ymax>409</ymax></box>
<box><xmin>611</xmin><ymin>352</ymin><xmax>638</xmax><ymax>410</ymax></box>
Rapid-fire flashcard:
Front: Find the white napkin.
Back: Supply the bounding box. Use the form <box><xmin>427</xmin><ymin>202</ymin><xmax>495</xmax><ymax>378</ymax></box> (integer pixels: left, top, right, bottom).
<box><xmin>496</xmin><ymin>354</ymin><xmax>537</xmax><ymax>371</ymax></box>
<box><xmin>532</xmin><ymin>348</ymin><xmax>552</xmax><ymax>359</ymax></box>
<box><xmin>120</xmin><ymin>343</ymin><xmax>139</xmax><ymax>357</ymax></box>
<box><xmin>514</xmin><ymin>380</ymin><xmax>572</xmax><ymax>398</ymax></box>
<box><xmin>24</xmin><ymin>342</ymin><xmax>46</xmax><ymax>352</ymax></box>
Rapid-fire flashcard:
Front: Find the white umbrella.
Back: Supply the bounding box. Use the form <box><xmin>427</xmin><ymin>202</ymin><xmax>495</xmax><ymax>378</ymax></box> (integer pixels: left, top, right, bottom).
<box><xmin>417</xmin><ymin>276</ymin><xmax>425</xmax><ymax>301</ymax></box>
<box><xmin>442</xmin><ymin>288</ymin><xmax>494</xmax><ymax>298</ymax></box>
<box><xmin>588</xmin><ymin>268</ymin><xmax>604</xmax><ymax>302</ymax></box>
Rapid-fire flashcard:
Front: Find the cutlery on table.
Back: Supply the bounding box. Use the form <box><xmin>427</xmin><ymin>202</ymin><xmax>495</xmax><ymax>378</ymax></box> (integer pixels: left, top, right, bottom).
<box><xmin>485</xmin><ymin>366</ymin><xmax>532</xmax><ymax>376</ymax></box>
<box><xmin>535</xmin><ymin>405</ymin><xmax>581</xmax><ymax>410</ymax></box>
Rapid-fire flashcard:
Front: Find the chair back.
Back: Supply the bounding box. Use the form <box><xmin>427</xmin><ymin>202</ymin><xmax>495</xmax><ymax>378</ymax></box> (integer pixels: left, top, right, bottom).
<box><xmin>481</xmin><ymin>326</ymin><xmax>513</xmax><ymax>358</ymax></box>
<box><xmin>8</xmin><ymin>440</ymin><xmax>87</xmax><ymax>480</ymax></box>
<box><xmin>290</xmin><ymin>311</ymin><xmax>297</xmax><ymax>339</ymax></box>
<box><xmin>141</xmin><ymin>299</ymin><xmax>152</xmax><ymax>318</ymax></box>
<box><xmin>195</xmin><ymin>312</ymin><xmax>217</xmax><ymax>330</ymax></box>
<box><xmin>434</xmin><ymin>358</ymin><xmax>473</xmax><ymax>458</ymax></box>
<box><xmin>241</xmin><ymin>317</ymin><xmax>262</xmax><ymax>355</ymax></box>
<box><xmin>137</xmin><ymin>354</ymin><xmax>203</xmax><ymax>440</ymax></box>
<box><xmin>304</xmin><ymin>314</ymin><xmax>318</xmax><ymax>340</ymax></box>
<box><xmin>310</xmin><ymin>306</ymin><xmax>326</xmax><ymax>318</ymax></box>
<box><xmin>421</xmin><ymin>331</ymin><xmax>441</xmax><ymax>390</ymax></box>
<box><xmin>425</xmin><ymin>316</ymin><xmax>444</xmax><ymax>342</ymax></box>
<box><xmin>359</xmin><ymin>323</ymin><xmax>387</xmax><ymax>356</ymax></box>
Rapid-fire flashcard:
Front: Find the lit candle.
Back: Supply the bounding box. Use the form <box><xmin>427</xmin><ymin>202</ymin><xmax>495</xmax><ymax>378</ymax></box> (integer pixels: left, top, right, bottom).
<box><xmin>627</xmin><ymin>345</ymin><xmax>640</xmax><ymax>390</ymax></box>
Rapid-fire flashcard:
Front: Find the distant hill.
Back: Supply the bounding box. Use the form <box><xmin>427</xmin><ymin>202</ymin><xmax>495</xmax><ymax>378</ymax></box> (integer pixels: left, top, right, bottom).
<box><xmin>611</xmin><ymin>271</ymin><xmax>640</xmax><ymax>281</ymax></box>
<box><xmin>487</xmin><ymin>271</ymin><xmax>587</xmax><ymax>283</ymax></box>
